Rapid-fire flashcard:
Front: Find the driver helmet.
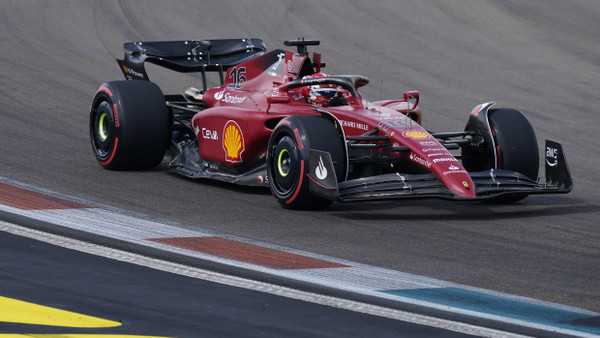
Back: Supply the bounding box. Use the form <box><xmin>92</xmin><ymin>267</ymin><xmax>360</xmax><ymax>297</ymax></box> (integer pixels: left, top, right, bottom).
<box><xmin>301</xmin><ymin>72</ymin><xmax>340</xmax><ymax>106</ymax></box>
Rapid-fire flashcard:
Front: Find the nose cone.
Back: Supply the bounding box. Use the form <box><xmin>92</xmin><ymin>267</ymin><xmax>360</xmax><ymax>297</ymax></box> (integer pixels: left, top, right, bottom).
<box><xmin>393</xmin><ymin>129</ymin><xmax>476</xmax><ymax>199</ymax></box>
<box><xmin>441</xmin><ymin>168</ymin><xmax>476</xmax><ymax>198</ymax></box>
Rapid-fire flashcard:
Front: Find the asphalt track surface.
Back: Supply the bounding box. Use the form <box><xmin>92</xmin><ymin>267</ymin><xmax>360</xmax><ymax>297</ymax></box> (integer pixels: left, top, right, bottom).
<box><xmin>0</xmin><ymin>0</ymin><xmax>599</xmax><ymax>325</ymax></box>
<box><xmin>1</xmin><ymin>229</ymin><xmax>471</xmax><ymax>337</ymax></box>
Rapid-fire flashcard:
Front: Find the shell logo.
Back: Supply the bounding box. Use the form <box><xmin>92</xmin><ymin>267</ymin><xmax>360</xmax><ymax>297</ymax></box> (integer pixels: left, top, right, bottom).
<box><xmin>403</xmin><ymin>131</ymin><xmax>430</xmax><ymax>139</ymax></box>
<box><xmin>223</xmin><ymin>120</ymin><xmax>245</xmax><ymax>163</ymax></box>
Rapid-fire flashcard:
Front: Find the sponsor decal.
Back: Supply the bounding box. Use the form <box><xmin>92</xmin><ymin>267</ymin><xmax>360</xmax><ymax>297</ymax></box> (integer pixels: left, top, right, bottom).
<box><xmin>471</xmin><ymin>104</ymin><xmax>483</xmax><ymax>116</ymax></box>
<box><xmin>293</xmin><ymin>128</ymin><xmax>304</xmax><ymax>150</ymax></box>
<box><xmin>427</xmin><ymin>152</ymin><xmax>447</xmax><ymax>157</ymax></box>
<box><xmin>432</xmin><ymin>157</ymin><xmax>455</xmax><ymax>163</ymax></box>
<box><xmin>423</xmin><ymin>147</ymin><xmax>446</xmax><ymax>152</ymax></box>
<box><xmin>222</xmin><ymin>93</ymin><xmax>248</xmax><ymax>104</ymax></box>
<box><xmin>291</xmin><ymin>93</ymin><xmax>304</xmax><ymax>101</ymax></box>
<box><xmin>256</xmin><ymin>175</ymin><xmax>269</xmax><ymax>184</ymax></box>
<box><xmin>223</xmin><ymin>120</ymin><xmax>245</xmax><ymax>163</ymax></box>
<box><xmin>403</xmin><ymin>131</ymin><xmax>430</xmax><ymax>139</ymax></box>
<box><xmin>112</xmin><ymin>104</ymin><xmax>119</xmax><ymax>128</ymax></box>
<box><xmin>442</xmin><ymin>164</ymin><xmax>468</xmax><ymax>176</ymax></box>
<box><xmin>214</xmin><ymin>89</ymin><xmax>225</xmax><ymax>101</ymax></box>
<box><xmin>409</xmin><ymin>152</ymin><xmax>432</xmax><ymax>168</ymax></box>
<box><xmin>268</xmin><ymin>52</ymin><xmax>286</xmax><ymax>77</ymax></box>
<box><xmin>378</xmin><ymin>120</ymin><xmax>407</xmax><ymax>130</ymax></box>
<box><xmin>315</xmin><ymin>156</ymin><xmax>328</xmax><ymax>180</ymax></box>
<box><xmin>419</xmin><ymin>140</ymin><xmax>438</xmax><ymax>146</ymax></box>
<box><xmin>214</xmin><ymin>89</ymin><xmax>248</xmax><ymax>104</ymax></box>
<box><xmin>462</xmin><ymin>181</ymin><xmax>470</xmax><ymax>188</ymax></box>
<box><xmin>546</xmin><ymin>146</ymin><xmax>559</xmax><ymax>167</ymax></box>
<box><xmin>122</xmin><ymin>65</ymin><xmax>144</xmax><ymax>79</ymax></box>
<box><xmin>340</xmin><ymin>120</ymin><xmax>370</xmax><ymax>131</ymax></box>
<box><xmin>202</xmin><ymin>127</ymin><xmax>218</xmax><ymax>140</ymax></box>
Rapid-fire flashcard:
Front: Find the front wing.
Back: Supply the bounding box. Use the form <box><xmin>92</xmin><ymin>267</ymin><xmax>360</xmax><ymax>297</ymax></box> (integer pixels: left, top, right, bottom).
<box><xmin>312</xmin><ymin>140</ymin><xmax>572</xmax><ymax>202</ymax></box>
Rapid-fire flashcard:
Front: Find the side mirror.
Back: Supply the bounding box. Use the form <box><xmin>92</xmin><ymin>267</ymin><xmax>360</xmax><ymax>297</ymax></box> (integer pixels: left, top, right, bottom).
<box><xmin>403</xmin><ymin>91</ymin><xmax>420</xmax><ymax>110</ymax></box>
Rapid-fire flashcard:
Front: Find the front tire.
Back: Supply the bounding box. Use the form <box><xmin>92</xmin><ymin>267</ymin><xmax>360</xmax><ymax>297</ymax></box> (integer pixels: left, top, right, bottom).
<box><xmin>464</xmin><ymin>108</ymin><xmax>539</xmax><ymax>202</ymax></box>
<box><xmin>90</xmin><ymin>81</ymin><xmax>169</xmax><ymax>170</ymax></box>
<box><xmin>488</xmin><ymin>108</ymin><xmax>539</xmax><ymax>180</ymax></box>
<box><xmin>267</xmin><ymin>115</ymin><xmax>346</xmax><ymax>209</ymax></box>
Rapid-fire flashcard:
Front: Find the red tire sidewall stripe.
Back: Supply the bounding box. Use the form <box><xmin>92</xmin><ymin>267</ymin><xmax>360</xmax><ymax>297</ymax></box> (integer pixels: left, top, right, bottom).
<box><xmin>100</xmin><ymin>137</ymin><xmax>119</xmax><ymax>166</ymax></box>
<box><xmin>286</xmin><ymin>160</ymin><xmax>304</xmax><ymax>204</ymax></box>
<box><xmin>95</xmin><ymin>86</ymin><xmax>113</xmax><ymax>98</ymax></box>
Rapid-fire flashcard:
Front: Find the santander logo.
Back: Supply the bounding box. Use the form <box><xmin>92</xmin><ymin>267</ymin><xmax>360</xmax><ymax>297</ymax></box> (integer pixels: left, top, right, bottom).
<box><xmin>214</xmin><ymin>89</ymin><xmax>226</xmax><ymax>101</ymax></box>
<box><xmin>409</xmin><ymin>152</ymin><xmax>432</xmax><ymax>168</ymax></box>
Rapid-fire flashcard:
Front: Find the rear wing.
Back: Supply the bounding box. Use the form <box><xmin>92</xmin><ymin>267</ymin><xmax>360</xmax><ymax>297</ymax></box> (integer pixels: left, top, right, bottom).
<box><xmin>116</xmin><ymin>38</ymin><xmax>266</xmax><ymax>89</ymax></box>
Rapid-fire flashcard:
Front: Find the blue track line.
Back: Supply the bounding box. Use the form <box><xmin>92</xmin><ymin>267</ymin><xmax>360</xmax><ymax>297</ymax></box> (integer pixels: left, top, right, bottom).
<box><xmin>382</xmin><ymin>287</ymin><xmax>600</xmax><ymax>335</ymax></box>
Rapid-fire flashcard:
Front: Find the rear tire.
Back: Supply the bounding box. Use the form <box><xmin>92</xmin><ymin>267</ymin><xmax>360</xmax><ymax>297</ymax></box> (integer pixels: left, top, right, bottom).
<box><xmin>90</xmin><ymin>81</ymin><xmax>169</xmax><ymax>170</ymax></box>
<box><xmin>267</xmin><ymin>115</ymin><xmax>346</xmax><ymax>209</ymax></box>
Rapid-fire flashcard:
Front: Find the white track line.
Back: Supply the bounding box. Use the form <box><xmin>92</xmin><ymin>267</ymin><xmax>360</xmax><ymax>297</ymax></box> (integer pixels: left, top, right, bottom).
<box><xmin>0</xmin><ymin>220</ymin><xmax>528</xmax><ymax>338</ymax></box>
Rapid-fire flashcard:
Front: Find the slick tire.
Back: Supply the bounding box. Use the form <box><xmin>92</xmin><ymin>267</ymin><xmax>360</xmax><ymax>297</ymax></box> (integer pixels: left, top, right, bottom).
<box><xmin>90</xmin><ymin>81</ymin><xmax>169</xmax><ymax>170</ymax></box>
<box><xmin>267</xmin><ymin>115</ymin><xmax>346</xmax><ymax>210</ymax></box>
<box><xmin>488</xmin><ymin>108</ymin><xmax>539</xmax><ymax>202</ymax></box>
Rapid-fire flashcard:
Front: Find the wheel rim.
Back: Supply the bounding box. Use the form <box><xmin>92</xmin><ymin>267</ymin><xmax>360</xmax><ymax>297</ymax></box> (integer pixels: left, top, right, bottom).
<box><xmin>277</xmin><ymin>148</ymin><xmax>291</xmax><ymax>177</ymax></box>
<box><xmin>271</xmin><ymin>135</ymin><xmax>298</xmax><ymax>195</ymax></box>
<box><xmin>98</xmin><ymin>112</ymin><xmax>108</xmax><ymax>141</ymax></box>
<box><xmin>92</xmin><ymin>100</ymin><xmax>114</xmax><ymax>158</ymax></box>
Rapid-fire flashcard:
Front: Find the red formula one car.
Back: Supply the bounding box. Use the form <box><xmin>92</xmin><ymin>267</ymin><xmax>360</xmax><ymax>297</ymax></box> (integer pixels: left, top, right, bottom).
<box><xmin>90</xmin><ymin>38</ymin><xmax>572</xmax><ymax>209</ymax></box>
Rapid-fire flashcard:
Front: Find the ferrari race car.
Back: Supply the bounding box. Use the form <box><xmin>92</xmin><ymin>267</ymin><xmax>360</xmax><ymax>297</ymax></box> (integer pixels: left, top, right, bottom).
<box><xmin>90</xmin><ymin>38</ymin><xmax>572</xmax><ymax>209</ymax></box>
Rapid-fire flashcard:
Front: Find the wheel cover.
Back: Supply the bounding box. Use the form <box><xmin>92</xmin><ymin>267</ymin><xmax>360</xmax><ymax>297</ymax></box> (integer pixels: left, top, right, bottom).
<box><xmin>271</xmin><ymin>136</ymin><xmax>298</xmax><ymax>195</ymax></box>
<box><xmin>92</xmin><ymin>100</ymin><xmax>114</xmax><ymax>158</ymax></box>
<box><xmin>277</xmin><ymin>148</ymin><xmax>291</xmax><ymax>177</ymax></box>
<box><xmin>98</xmin><ymin>112</ymin><xmax>108</xmax><ymax>140</ymax></box>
